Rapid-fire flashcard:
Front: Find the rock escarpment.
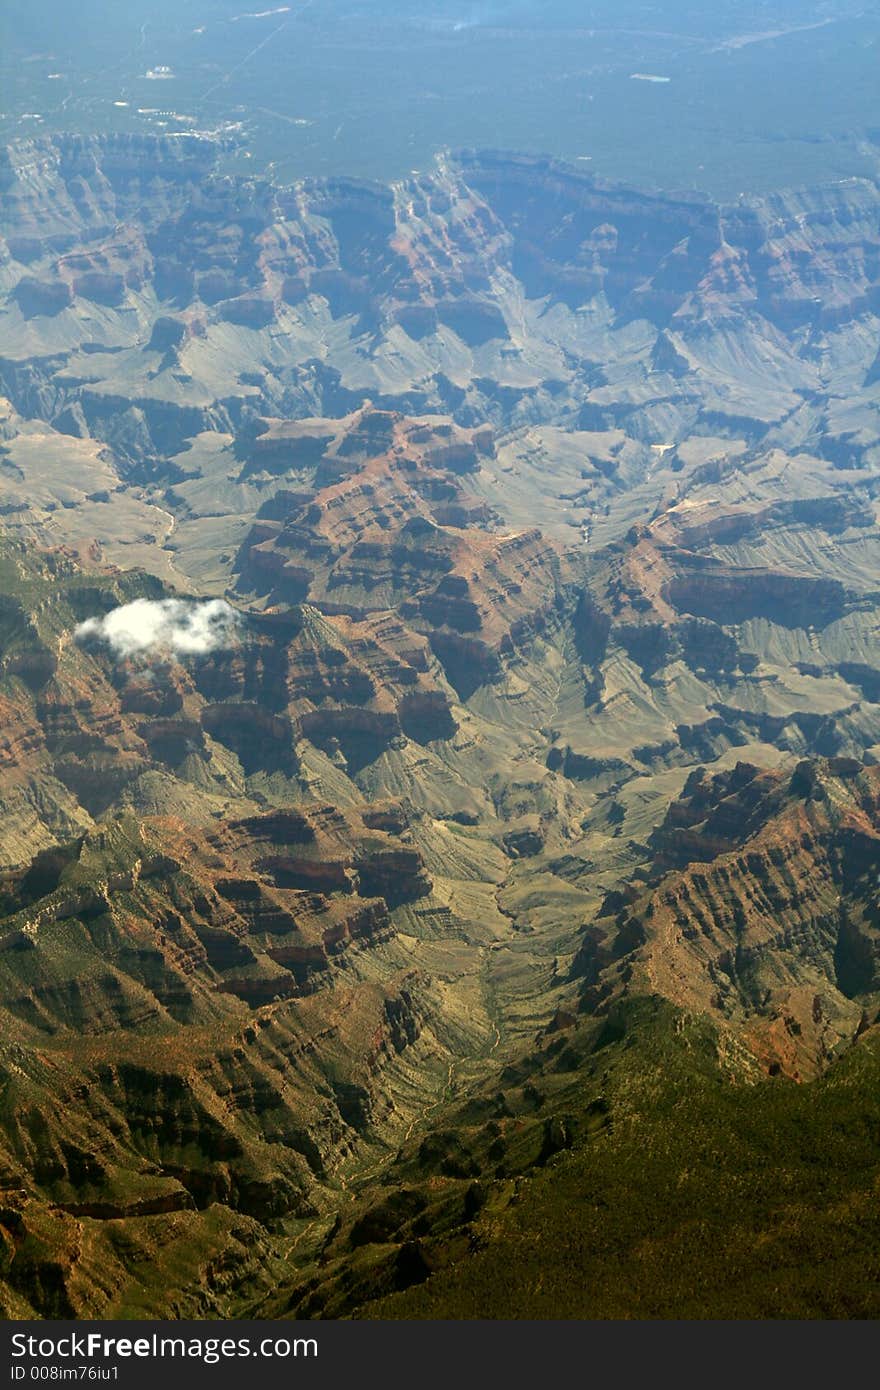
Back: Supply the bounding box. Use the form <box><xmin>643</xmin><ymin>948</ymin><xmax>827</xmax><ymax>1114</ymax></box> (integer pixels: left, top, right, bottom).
<box><xmin>0</xmin><ymin>802</ymin><xmax>434</xmax><ymax>1314</ymax></box>
<box><xmin>574</xmin><ymin>759</ymin><xmax>880</xmax><ymax>1079</ymax></box>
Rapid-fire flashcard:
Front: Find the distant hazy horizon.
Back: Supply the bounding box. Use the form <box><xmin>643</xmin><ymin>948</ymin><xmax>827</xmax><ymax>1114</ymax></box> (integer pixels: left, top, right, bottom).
<box><xmin>1</xmin><ymin>0</ymin><xmax>879</xmax><ymax>196</ymax></box>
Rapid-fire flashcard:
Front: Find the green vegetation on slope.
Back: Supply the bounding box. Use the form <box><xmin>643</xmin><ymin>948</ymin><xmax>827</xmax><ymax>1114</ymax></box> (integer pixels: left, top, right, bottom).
<box><xmin>266</xmin><ymin>998</ymin><xmax>880</xmax><ymax>1320</ymax></box>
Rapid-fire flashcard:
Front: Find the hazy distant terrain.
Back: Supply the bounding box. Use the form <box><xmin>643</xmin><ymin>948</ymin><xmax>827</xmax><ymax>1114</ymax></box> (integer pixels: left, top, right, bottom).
<box><xmin>2</xmin><ymin>0</ymin><xmax>880</xmax><ymax>195</ymax></box>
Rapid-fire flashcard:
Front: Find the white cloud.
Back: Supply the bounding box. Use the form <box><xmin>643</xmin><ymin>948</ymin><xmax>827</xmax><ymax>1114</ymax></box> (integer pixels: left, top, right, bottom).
<box><xmin>76</xmin><ymin>598</ymin><xmax>240</xmax><ymax>659</ymax></box>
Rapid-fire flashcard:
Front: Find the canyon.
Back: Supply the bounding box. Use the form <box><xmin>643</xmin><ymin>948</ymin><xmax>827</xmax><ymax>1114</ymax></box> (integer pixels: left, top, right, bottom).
<box><xmin>0</xmin><ymin>134</ymin><xmax>878</xmax><ymax>1316</ymax></box>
